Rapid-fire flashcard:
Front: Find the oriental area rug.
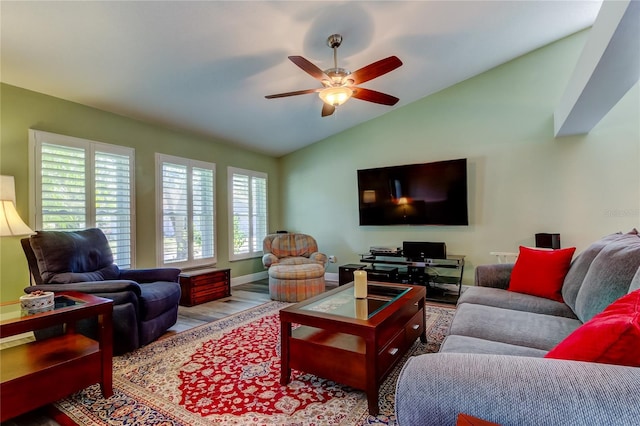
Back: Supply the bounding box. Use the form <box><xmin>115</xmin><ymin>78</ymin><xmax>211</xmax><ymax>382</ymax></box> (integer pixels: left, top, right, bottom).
<box><xmin>54</xmin><ymin>301</ymin><xmax>454</xmax><ymax>426</ymax></box>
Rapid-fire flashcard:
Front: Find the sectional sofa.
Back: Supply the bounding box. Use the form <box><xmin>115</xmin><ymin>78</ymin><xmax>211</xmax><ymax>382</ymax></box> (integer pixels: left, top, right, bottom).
<box><xmin>396</xmin><ymin>231</ymin><xmax>640</xmax><ymax>425</ymax></box>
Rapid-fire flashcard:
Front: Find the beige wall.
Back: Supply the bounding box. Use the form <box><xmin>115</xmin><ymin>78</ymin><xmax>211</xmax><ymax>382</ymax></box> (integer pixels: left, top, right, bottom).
<box><xmin>280</xmin><ymin>30</ymin><xmax>640</xmax><ymax>284</ymax></box>
<box><xmin>0</xmin><ymin>84</ymin><xmax>281</xmax><ymax>302</ymax></box>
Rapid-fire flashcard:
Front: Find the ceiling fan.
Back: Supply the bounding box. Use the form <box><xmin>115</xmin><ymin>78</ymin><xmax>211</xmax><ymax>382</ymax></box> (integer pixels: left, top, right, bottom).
<box><xmin>265</xmin><ymin>34</ymin><xmax>403</xmax><ymax>117</ymax></box>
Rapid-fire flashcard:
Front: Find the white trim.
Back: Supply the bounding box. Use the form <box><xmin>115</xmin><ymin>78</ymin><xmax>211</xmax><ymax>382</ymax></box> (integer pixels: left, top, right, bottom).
<box><xmin>324</xmin><ymin>272</ymin><xmax>339</xmax><ymax>284</ymax></box>
<box><xmin>28</xmin><ymin>129</ymin><xmax>136</xmax><ymax>267</ymax></box>
<box><xmin>227</xmin><ymin>166</ymin><xmax>268</xmax><ymax>262</ymax></box>
<box><xmin>231</xmin><ymin>270</ymin><xmax>268</xmax><ymax>287</ymax></box>
<box><xmin>155</xmin><ymin>153</ymin><xmax>216</xmax><ymax>269</ymax></box>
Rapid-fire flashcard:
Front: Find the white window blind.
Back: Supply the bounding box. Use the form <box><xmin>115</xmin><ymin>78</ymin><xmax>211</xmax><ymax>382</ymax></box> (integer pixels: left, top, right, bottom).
<box><xmin>228</xmin><ymin>167</ymin><xmax>267</xmax><ymax>261</ymax></box>
<box><xmin>157</xmin><ymin>154</ymin><xmax>216</xmax><ymax>268</ymax></box>
<box><xmin>30</xmin><ymin>130</ymin><xmax>135</xmax><ymax>268</ymax></box>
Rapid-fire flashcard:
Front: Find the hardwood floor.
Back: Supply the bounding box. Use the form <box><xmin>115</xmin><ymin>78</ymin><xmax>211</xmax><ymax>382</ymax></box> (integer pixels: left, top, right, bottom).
<box><xmin>162</xmin><ymin>279</ymin><xmax>273</xmax><ymax>336</ymax></box>
<box><xmin>2</xmin><ymin>279</ymin><xmax>337</xmax><ymax>426</ymax></box>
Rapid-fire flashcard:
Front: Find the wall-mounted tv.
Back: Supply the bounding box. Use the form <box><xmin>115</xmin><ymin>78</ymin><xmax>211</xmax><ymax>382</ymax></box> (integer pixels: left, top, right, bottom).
<box><xmin>357</xmin><ymin>158</ymin><xmax>469</xmax><ymax>226</ymax></box>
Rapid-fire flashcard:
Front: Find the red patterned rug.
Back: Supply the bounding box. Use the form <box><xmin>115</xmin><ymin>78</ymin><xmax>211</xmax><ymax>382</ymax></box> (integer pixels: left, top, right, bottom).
<box><xmin>54</xmin><ymin>301</ymin><xmax>454</xmax><ymax>425</ymax></box>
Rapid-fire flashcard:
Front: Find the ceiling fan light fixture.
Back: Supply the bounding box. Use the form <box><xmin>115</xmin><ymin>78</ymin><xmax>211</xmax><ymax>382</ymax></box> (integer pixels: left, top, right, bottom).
<box><xmin>319</xmin><ymin>86</ymin><xmax>353</xmax><ymax>106</ymax></box>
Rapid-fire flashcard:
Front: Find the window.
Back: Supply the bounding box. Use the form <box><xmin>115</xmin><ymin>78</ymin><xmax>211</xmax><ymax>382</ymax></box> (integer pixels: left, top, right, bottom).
<box><xmin>29</xmin><ymin>130</ymin><xmax>135</xmax><ymax>268</ymax></box>
<box><xmin>156</xmin><ymin>154</ymin><xmax>215</xmax><ymax>268</ymax></box>
<box><xmin>228</xmin><ymin>167</ymin><xmax>267</xmax><ymax>261</ymax></box>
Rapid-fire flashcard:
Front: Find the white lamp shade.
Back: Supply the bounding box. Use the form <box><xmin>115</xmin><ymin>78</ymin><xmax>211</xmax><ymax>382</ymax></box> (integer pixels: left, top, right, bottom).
<box><xmin>0</xmin><ymin>175</ymin><xmax>17</xmax><ymax>204</ymax></box>
<box><xmin>318</xmin><ymin>86</ymin><xmax>353</xmax><ymax>106</ymax></box>
<box><xmin>0</xmin><ymin>175</ymin><xmax>34</xmax><ymax>236</ymax></box>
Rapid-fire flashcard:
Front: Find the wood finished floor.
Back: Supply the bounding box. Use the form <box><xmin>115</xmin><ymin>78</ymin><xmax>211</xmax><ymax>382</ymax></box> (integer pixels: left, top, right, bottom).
<box><xmin>2</xmin><ymin>279</ymin><xmax>338</xmax><ymax>426</ymax></box>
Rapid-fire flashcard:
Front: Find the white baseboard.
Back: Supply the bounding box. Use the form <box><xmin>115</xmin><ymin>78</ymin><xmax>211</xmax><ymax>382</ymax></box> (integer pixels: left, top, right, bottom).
<box><xmin>231</xmin><ymin>270</ymin><xmax>268</xmax><ymax>287</ymax></box>
<box><xmin>325</xmin><ymin>272</ymin><xmax>338</xmax><ymax>283</ymax></box>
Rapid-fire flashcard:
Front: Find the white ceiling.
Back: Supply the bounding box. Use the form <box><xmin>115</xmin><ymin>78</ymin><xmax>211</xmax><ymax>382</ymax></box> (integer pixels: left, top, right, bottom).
<box><xmin>1</xmin><ymin>1</ymin><xmax>603</xmax><ymax>157</ymax></box>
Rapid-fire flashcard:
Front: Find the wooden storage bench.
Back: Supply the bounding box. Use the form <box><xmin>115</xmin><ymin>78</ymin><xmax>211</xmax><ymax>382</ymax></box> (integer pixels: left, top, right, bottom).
<box><xmin>179</xmin><ymin>268</ymin><xmax>231</xmax><ymax>306</ymax></box>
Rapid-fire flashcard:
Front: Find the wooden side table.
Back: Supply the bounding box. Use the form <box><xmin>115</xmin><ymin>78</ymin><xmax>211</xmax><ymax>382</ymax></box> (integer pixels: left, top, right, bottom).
<box><xmin>0</xmin><ymin>291</ymin><xmax>113</xmax><ymax>422</ymax></box>
<box><xmin>179</xmin><ymin>268</ymin><xmax>231</xmax><ymax>306</ymax></box>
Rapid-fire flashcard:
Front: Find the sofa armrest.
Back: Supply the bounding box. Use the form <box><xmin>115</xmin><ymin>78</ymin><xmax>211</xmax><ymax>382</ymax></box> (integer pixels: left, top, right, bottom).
<box><xmin>119</xmin><ymin>268</ymin><xmax>181</xmax><ymax>283</ymax></box>
<box><xmin>25</xmin><ymin>280</ymin><xmax>142</xmax><ymax>297</ymax></box>
<box><xmin>474</xmin><ymin>264</ymin><xmax>514</xmax><ymax>289</ymax></box>
<box><xmin>396</xmin><ymin>353</ymin><xmax>640</xmax><ymax>426</ymax></box>
<box><xmin>309</xmin><ymin>252</ymin><xmax>328</xmax><ymax>266</ymax></box>
<box><xmin>262</xmin><ymin>253</ymin><xmax>278</xmax><ymax>268</ymax></box>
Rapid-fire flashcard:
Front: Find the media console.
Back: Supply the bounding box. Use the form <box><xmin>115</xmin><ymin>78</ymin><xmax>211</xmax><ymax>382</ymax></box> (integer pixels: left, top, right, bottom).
<box><xmin>353</xmin><ymin>252</ymin><xmax>465</xmax><ymax>304</ymax></box>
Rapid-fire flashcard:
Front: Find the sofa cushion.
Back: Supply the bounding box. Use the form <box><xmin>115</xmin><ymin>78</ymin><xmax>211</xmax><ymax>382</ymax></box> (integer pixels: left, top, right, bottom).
<box><xmin>449</xmin><ymin>303</ymin><xmax>582</xmax><ymax>351</ymax></box>
<box><xmin>508</xmin><ymin>246</ymin><xmax>575</xmax><ymax>302</ymax></box>
<box><xmin>458</xmin><ymin>286</ymin><xmax>578</xmax><ymax>319</ymax></box>
<box><xmin>138</xmin><ymin>281</ymin><xmax>182</xmax><ymax>321</ymax></box>
<box><xmin>29</xmin><ymin>228</ymin><xmax>114</xmax><ymax>283</ymax></box>
<box><xmin>270</xmin><ymin>234</ymin><xmax>318</xmax><ymax>258</ymax></box>
<box><xmin>440</xmin><ymin>335</ymin><xmax>547</xmax><ymax>357</ymax></box>
<box><xmin>629</xmin><ymin>267</ymin><xmax>640</xmax><ymax>293</ymax></box>
<box><xmin>561</xmin><ymin>232</ymin><xmax>626</xmax><ymax>312</ymax></box>
<box><xmin>48</xmin><ymin>264</ymin><xmax>120</xmax><ymax>284</ymax></box>
<box><xmin>277</xmin><ymin>256</ymin><xmax>318</xmax><ymax>266</ymax></box>
<box><xmin>545</xmin><ymin>289</ymin><xmax>640</xmax><ymax>367</ymax></box>
<box><xmin>574</xmin><ymin>233</ymin><xmax>640</xmax><ymax>322</ymax></box>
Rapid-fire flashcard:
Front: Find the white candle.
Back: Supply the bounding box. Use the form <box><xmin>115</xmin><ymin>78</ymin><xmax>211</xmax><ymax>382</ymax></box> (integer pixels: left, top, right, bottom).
<box><xmin>354</xmin><ymin>270</ymin><xmax>367</xmax><ymax>299</ymax></box>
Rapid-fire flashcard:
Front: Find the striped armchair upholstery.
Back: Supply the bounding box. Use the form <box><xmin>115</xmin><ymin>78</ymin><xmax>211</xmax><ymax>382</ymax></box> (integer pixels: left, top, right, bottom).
<box><xmin>262</xmin><ymin>233</ymin><xmax>327</xmax><ymax>302</ymax></box>
<box><xmin>262</xmin><ymin>233</ymin><xmax>328</xmax><ymax>268</ymax></box>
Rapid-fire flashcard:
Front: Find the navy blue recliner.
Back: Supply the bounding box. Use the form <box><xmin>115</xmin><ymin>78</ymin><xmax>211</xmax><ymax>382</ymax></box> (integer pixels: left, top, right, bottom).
<box><xmin>22</xmin><ymin>228</ymin><xmax>181</xmax><ymax>355</ymax></box>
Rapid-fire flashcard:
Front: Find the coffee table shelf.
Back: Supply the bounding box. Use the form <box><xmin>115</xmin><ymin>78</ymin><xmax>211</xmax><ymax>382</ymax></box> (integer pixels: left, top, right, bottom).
<box><xmin>280</xmin><ymin>282</ymin><xmax>426</xmax><ymax>415</ymax></box>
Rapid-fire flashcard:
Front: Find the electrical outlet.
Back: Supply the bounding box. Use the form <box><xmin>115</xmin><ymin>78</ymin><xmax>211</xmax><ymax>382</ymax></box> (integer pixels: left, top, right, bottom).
<box><xmin>328</xmin><ymin>255</ymin><xmax>337</xmax><ymax>263</ymax></box>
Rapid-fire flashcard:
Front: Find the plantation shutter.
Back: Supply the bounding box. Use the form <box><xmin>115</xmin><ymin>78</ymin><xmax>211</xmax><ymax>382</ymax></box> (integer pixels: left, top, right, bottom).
<box><xmin>157</xmin><ymin>154</ymin><xmax>216</xmax><ymax>268</ymax></box>
<box><xmin>229</xmin><ymin>167</ymin><xmax>268</xmax><ymax>260</ymax></box>
<box><xmin>161</xmin><ymin>162</ymin><xmax>189</xmax><ymax>264</ymax></box>
<box><xmin>251</xmin><ymin>175</ymin><xmax>267</xmax><ymax>252</ymax></box>
<box><xmin>95</xmin><ymin>151</ymin><xmax>133</xmax><ymax>268</ymax></box>
<box><xmin>32</xmin><ymin>130</ymin><xmax>135</xmax><ymax>268</ymax></box>
<box><xmin>40</xmin><ymin>143</ymin><xmax>87</xmax><ymax>230</ymax></box>
<box><xmin>232</xmin><ymin>173</ymin><xmax>250</xmax><ymax>255</ymax></box>
<box><xmin>192</xmin><ymin>167</ymin><xmax>215</xmax><ymax>260</ymax></box>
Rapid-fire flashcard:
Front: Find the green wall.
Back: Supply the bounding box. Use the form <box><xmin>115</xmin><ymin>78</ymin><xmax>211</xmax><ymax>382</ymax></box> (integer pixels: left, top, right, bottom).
<box><xmin>2</xmin><ymin>29</ymin><xmax>638</xmax><ymax>301</ymax></box>
<box><xmin>280</xmin><ymin>30</ymin><xmax>640</xmax><ymax>284</ymax></box>
<box><xmin>0</xmin><ymin>84</ymin><xmax>281</xmax><ymax>302</ymax></box>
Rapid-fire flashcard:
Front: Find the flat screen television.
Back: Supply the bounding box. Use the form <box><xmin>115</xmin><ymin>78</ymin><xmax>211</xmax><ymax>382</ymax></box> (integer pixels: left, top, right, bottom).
<box><xmin>357</xmin><ymin>158</ymin><xmax>469</xmax><ymax>226</ymax></box>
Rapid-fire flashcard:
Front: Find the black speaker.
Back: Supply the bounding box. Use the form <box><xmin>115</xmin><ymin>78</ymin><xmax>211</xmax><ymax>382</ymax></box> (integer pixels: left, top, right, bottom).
<box><xmin>403</xmin><ymin>241</ymin><xmax>447</xmax><ymax>260</ymax></box>
<box><xmin>535</xmin><ymin>233</ymin><xmax>561</xmax><ymax>249</ymax></box>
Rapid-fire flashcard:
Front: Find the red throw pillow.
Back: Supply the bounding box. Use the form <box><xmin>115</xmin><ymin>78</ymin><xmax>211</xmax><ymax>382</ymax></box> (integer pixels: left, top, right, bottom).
<box><xmin>545</xmin><ymin>289</ymin><xmax>640</xmax><ymax>366</ymax></box>
<box><xmin>508</xmin><ymin>246</ymin><xmax>576</xmax><ymax>302</ymax></box>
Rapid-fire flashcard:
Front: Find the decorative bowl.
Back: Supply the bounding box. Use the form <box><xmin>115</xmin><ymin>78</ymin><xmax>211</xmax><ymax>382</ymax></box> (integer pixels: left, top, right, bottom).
<box><xmin>20</xmin><ymin>291</ymin><xmax>54</xmax><ymax>313</ymax></box>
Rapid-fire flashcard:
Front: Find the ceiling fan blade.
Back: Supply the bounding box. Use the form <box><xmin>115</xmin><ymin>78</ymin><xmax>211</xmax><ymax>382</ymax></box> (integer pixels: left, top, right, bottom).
<box><xmin>321</xmin><ymin>103</ymin><xmax>336</xmax><ymax>117</ymax></box>
<box><xmin>350</xmin><ymin>56</ymin><xmax>403</xmax><ymax>85</ymax></box>
<box><xmin>288</xmin><ymin>56</ymin><xmax>330</xmax><ymax>81</ymax></box>
<box><xmin>265</xmin><ymin>88</ymin><xmax>320</xmax><ymax>99</ymax></box>
<box><xmin>352</xmin><ymin>88</ymin><xmax>399</xmax><ymax>106</ymax></box>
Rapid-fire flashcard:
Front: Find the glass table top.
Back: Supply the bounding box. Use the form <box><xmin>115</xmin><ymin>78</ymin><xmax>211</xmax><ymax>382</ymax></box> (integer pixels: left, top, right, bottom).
<box><xmin>300</xmin><ymin>284</ymin><xmax>410</xmax><ymax>320</ymax></box>
<box><xmin>0</xmin><ymin>295</ymin><xmax>85</xmax><ymax>322</ymax></box>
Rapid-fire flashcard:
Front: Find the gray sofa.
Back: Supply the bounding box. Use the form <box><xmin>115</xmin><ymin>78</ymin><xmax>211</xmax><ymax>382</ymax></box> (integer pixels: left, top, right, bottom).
<box><xmin>396</xmin><ymin>232</ymin><xmax>640</xmax><ymax>425</ymax></box>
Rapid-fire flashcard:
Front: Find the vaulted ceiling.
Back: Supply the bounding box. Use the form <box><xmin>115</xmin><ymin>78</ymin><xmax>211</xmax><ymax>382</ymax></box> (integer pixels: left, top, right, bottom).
<box><xmin>1</xmin><ymin>1</ymin><xmax>603</xmax><ymax>156</ymax></box>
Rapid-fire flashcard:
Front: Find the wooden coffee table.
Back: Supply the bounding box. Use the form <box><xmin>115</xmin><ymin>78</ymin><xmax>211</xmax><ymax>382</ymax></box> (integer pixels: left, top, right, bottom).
<box><xmin>280</xmin><ymin>282</ymin><xmax>426</xmax><ymax>415</ymax></box>
<box><xmin>0</xmin><ymin>291</ymin><xmax>113</xmax><ymax>422</ymax></box>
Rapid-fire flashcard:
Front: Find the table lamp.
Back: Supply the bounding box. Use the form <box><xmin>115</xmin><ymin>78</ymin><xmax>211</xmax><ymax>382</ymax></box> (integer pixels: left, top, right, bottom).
<box><xmin>0</xmin><ymin>175</ymin><xmax>34</xmax><ymax>236</ymax></box>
